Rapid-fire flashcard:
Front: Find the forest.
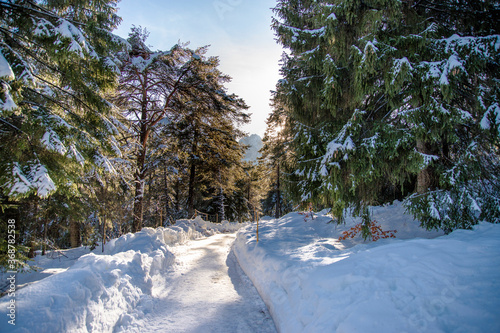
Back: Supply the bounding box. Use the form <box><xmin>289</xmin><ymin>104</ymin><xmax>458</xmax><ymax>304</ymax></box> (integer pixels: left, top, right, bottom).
<box><xmin>0</xmin><ymin>0</ymin><xmax>284</xmax><ymax>269</ymax></box>
<box><xmin>1</xmin><ymin>0</ymin><xmax>500</xmax><ymax>270</ymax></box>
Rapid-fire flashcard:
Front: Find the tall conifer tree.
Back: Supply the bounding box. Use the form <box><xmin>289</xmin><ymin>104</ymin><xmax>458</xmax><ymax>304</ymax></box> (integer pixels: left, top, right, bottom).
<box><xmin>273</xmin><ymin>0</ymin><xmax>500</xmax><ymax>234</ymax></box>
<box><xmin>115</xmin><ymin>30</ymin><xmax>248</xmax><ymax>231</ymax></box>
<box><xmin>0</xmin><ymin>0</ymin><xmax>124</xmax><ymax>201</ymax></box>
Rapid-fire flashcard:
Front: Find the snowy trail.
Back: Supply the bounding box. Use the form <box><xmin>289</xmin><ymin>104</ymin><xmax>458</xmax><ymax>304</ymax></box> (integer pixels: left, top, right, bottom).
<box><xmin>126</xmin><ymin>233</ymin><xmax>276</xmax><ymax>333</ymax></box>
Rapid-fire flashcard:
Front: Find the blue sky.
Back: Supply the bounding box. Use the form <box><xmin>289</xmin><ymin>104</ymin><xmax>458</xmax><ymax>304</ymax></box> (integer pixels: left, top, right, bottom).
<box><xmin>113</xmin><ymin>0</ymin><xmax>283</xmax><ymax>137</ymax></box>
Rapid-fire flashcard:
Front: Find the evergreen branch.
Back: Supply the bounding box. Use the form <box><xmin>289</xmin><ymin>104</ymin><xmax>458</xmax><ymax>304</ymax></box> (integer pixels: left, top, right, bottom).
<box><xmin>1</xmin><ymin>0</ymin><xmax>85</xmax><ymax>30</ymax></box>
<box><xmin>31</xmin><ymin>73</ymin><xmax>107</xmax><ymax>117</ymax></box>
<box><xmin>0</xmin><ymin>26</ymin><xmax>66</xmax><ymax>78</ymax></box>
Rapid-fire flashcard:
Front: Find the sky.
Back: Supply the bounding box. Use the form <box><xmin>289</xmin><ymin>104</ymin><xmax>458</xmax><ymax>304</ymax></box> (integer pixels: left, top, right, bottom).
<box><xmin>113</xmin><ymin>0</ymin><xmax>284</xmax><ymax>137</ymax></box>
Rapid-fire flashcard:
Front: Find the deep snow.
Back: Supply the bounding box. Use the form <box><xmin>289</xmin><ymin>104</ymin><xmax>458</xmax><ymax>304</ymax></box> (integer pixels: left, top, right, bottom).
<box><xmin>2</xmin><ymin>203</ymin><xmax>499</xmax><ymax>332</ymax></box>
<box><xmin>233</xmin><ymin>202</ymin><xmax>500</xmax><ymax>333</ymax></box>
<box><xmin>122</xmin><ymin>234</ymin><xmax>276</xmax><ymax>332</ymax></box>
<box><xmin>0</xmin><ymin>218</ymin><xmax>264</xmax><ymax>333</ymax></box>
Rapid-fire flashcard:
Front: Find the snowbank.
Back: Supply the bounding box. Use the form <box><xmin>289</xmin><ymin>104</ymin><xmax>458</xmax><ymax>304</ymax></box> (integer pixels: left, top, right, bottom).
<box><xmin>0</xmin><ymin>219</ymin><xmax>245</xmax><ymax>332</ymax></box>
<box><xmin>233</xmin><ymin>202</ymin><xmax>500</xmax><ymax>333</ymax></box>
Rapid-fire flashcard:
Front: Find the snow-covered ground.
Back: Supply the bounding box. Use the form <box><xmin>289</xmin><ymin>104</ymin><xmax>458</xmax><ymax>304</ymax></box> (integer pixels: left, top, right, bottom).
<box><xmin>233</xmin><ymin>202</ymin><xmax>500</xmax><ymax>333</ymax></box>
<box><xmin>2</xmin><ymin>203</ymin><xmax>499</xmax><ymax>332</ymax></box>
<box><xmin>122</xmin><ymin>233</ymin><xmax>275</xmax><ymax>332</ymax></box>
<box><xmin>0</xmin><ymin>219</ymin><xmax>270</xmax><ymax>333</ymax></box>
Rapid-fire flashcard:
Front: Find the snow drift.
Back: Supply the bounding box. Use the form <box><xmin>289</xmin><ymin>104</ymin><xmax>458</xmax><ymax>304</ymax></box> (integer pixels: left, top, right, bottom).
<box><xmin>0</xmin><ymin>219</ymin><xmax>245</xmax><ymax>333</ymax></box>
<box><xmin>233</xmin><ymin>202</ymin><xmax>500</xmax><ymax>333</ymax></box>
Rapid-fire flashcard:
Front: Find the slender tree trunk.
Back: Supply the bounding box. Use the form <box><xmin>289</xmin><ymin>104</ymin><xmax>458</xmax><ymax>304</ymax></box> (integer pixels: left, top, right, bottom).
<box><xmin>69</xmin><ymin>219</ymin><xmax>81</xmax><ymax>248</ymax></box>
<box><xmin>187</xmin><ymin>161</ymin><xmax>196</xmax><ymax>218</ymax></box>
<box><xmin>42</xmin><ymin>216</ymin><xmax>48</xmax><ymax>256</ymax></box>
<box><xmin>100</xmin><ymin>184</ymin><xmax>107</xmax><ymax>253</ymax></box>
<box><xmin>218</xmin><ymin>169</ymin><xmax>225</xmax><ymax>221</ymax></box>
<box><xmin>275</xmin><ymin>163</ymin><xmax>281</xmax><ymax>218</ymax></box>
<box><xmin>247</xmin><ymin>179</ymin><xmax>253</xmax><ymax>221</ymax></box>
<box><xmin>28</xmin><ymin>200</ymin><xmax>39</xmax><ymax>258</ymax></box>
<box><xmin>416</xmin><ymin>140</ymin><xmax>437</xmax><ymax>194</ymax></box>
<box><xmin>163</xmin><ymin>163</ymin><xmax>173</xmax><ymax>225</ymax></box>
<box><xmin>133</xmin><ymin>150</ymin><xmax>146</xmax><ymax>232</ymax></box>
<box><xmin>175</xmin><ymin>177</ymin><xmax>181</xmax><ymax>215</ymax></box>
<box><xmin>187</xmin><ymin>133</ymin><xmax>198</xmax><ymax>218</ymax></box>
<box><xmin>132</xmin><ymin>114</ymin><xmax>149</xmax><ymax>232</ymax></box>
<box><xmin>132</xmin><ymin>78</ymin><xmax>152</xmax><ymax>232</ymax></box>
<box><xmin>101</xmin><ymin>215</ymin><xmax>106</xmax><ymax>253</ymax></box>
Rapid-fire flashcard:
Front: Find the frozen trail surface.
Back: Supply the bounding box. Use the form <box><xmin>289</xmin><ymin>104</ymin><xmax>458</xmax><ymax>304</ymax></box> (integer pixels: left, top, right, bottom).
<box><xmin>129</xmin><ymin>233</ymin><xmax>276</xmax><ymax>333</ymax></box>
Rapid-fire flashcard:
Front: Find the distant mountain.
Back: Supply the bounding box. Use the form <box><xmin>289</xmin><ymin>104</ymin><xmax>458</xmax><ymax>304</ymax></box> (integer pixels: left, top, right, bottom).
<box><xmin>240</xmin><ymin>134</ymin><xmax>263</xmax><ymax>163</ymax></box>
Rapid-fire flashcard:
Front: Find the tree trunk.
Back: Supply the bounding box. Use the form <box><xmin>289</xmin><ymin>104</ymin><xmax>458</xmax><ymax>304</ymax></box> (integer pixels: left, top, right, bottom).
<box><xmin>218</xmin><ymin>169</ymin><xmax>225</xmax><ymax>222</ymax></box>
<box><xmin>175</xmin><ymin>178</ymin><xmax>181</xmax><ymax>215</ymax></box>
<box><xmin>163</xmin><ymin>163</ymin><xmax>173</xmax><ymax>225</ymax></box>
<box><xmin>100</xmin><ymin>184</ymin><xmax>107</xmax><ymax>252</ymax></box>
<box><xmin>133</xmin><ymin>148</ymin><xmax>146</xmax><ymax>232</ymax></box>
<box><xmin>101</xmin><ymin>215</ymin><xmax>106</xmax><ymax>253</ymax></box>
<box><xmin>187</xmin><ymin>134</ymin><xmax>198</xmax><ymax>218</ymax></box>
<box><xmin>416</xmin><ymin>140</ymin><xmax>437</xmax><ymax>194</ymax></box>
<box><xmin>132</xmin><ymin>119</ymin><xmax>149</xmax><ymax>232</ymax></box>
<box><xmin>42</xmin><ymin>216</ymin><xmax>48</xmax><ymax>256</ymax></box>
<box><xmin>187</xmin><ymin>161</ymin><xmax>196</xmax><ymax>218</ymax></box>
<box><xmin>69</xmin><ymin>219</ymin><xmax>81</xmax><ymax>248</ymax></box>
<box><xmin>275</xmin><ymin>163</ymin><xmax>281</xmax><ymax>218</ymax></box>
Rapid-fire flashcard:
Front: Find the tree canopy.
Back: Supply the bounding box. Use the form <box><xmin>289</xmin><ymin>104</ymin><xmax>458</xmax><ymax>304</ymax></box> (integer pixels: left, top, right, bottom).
<box><xmin>271</xmin><ymin>0</ymin><xmax>500</xmax><ymax>235</ymax></box>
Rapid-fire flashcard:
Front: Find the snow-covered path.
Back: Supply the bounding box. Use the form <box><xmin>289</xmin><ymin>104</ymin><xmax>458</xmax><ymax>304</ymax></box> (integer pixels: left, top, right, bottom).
<box><xmin>126</xmin><ymin>233</ymin><xmax>276</xmax><ymax>333</ymax></box>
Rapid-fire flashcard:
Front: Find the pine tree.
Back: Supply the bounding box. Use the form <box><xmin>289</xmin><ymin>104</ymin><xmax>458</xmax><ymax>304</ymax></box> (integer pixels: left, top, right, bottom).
<box><xmin>170</xmin><ymin>78</ymin><xmax>249</xmax><ymax>218</ymax></box>
<box><xmin>0</xmin><ymin>0</ymin><xmax>124</xmax><ymax>202</ymax></box>
<box><xmin>115</xmin><ymin>30</ymin><xmax>249</xmax><ymax>230</ymax></box>
<box><xmin>0</xmin><ymin>0</ymin><xmax>125</xmax><ymax>267</ymax></box>
<box><xmin>394</xmin><ymin>1</ymin><xmax>500</xmax><ymax>231</ymax></box>
<box><xmin>273</xmin><ymin>0</ymin><xmax>500</xmax><ymax>234</ymax></box>
<box><xmin>115</xmin><ymin>28</ymin><xmax>198</xmax><ymax>231</ymax></box>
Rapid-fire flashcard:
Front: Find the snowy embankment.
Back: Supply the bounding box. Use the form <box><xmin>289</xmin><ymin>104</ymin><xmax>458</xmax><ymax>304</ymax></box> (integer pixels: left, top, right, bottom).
<box><xmin>233</xmin><ymin>202</ymin><xmax>500</xmax><ymax>333</ymax></box>
<box><xmin>0</xmin><ymin>218</ymin><xmax>244</xmax><ymax>333</ymax></box>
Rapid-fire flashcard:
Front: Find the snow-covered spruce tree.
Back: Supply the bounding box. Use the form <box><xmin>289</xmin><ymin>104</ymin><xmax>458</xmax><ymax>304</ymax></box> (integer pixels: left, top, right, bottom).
<box><xmin>170</xmin><ymin>83</ymin><xmax>249</xmax><ymax>219</ymax></box>
<box><xmin>272</xmin><ymin>0</ymin><xmax>407</xmax><ymax>226</ymax></box>
<box><xmin>115</xmin><ymin>28</ymin><xmax>249</xmax><ymax>231</ymax></box>
<box><xmin>274</xmin><ymin>0</ymin><xmax>500</xmax><ymax>234</ymax></box>
<box><xmin>314</xmin><ymin>0</ymin><xmax>424</xmax><ymax>234</ymax></box>
<box><xmin>0</xmin><ymin>0</ymin><xmax>125</xmax><ymax>267</ymax></box>
<box><xmin>272</xmin><ymin>0</ymin><xmax>334</xmax><ymax>209</ymax></box>
<box><xmin>0</xmin><ymin>0</ymin><xmax>124</xmax><ymax>202</ymax></box>
<box><xmin>394</xmin><ymin>1</ymin><xmax>500</xmax><ymax>231</ymax></box>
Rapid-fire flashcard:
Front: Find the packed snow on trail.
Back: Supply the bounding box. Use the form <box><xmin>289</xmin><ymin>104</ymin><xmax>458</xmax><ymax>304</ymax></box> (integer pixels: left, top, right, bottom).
<box><xmin>234</xmin><ymin>201</ymin><xmax>500</xmax><ymax>333</ymax></box>
<box><xmin>0</xmin><ymin>219</ymin><xmax>276</xmax><ymax>333</ymax></box>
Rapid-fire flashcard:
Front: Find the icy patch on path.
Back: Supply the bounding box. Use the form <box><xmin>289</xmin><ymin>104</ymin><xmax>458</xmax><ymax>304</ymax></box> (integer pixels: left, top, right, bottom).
<box><xmin>122</xmin><ymin>233</ymin><xmax>276</xmax><ymax>333</ymax></box>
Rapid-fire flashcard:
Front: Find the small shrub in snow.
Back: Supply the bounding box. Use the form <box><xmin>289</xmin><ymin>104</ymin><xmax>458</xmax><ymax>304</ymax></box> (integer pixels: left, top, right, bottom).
<box><xmin>338</xmin><ymin>220</ymin><xmax>397</xmax><ymax>241</ymax></box>
<box><xmin>298</xmin><ymin>202</ymin><xmax>315</xmax><ymax>222</ymax></box>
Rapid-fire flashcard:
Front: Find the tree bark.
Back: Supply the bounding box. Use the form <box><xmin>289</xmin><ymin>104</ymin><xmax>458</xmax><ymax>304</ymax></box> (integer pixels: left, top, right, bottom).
<box><xmin>187</xmin><ymin>132</ymin><xmax>198</xmax><ymax>218</ymax></box>
<box><xmin>175</xmin><ymin>177</ymin><xmax>181</xmax><ymax>215</ymax></box>
<box><xmin>133</xmin><ymin>154</ymin><xmax>145</xmax><ymax>232</ymax></box>
<box><xmin>275</xmin><ymin>163</ymin><xmax>281</xmax><ymax>218</ymax></box>
<box><xmin>187</xmin><ymin>161</ymin><xmax>196</xmax><ymax>218</ymax></box>
<box><xmin>132</xmin><ymin>137</ymin><xmax>147</xmax><ymax>232</ymax></box>
<box><xmin>132</xmin><ymin>101</ymin><xmax>150</xmax><ymax>232</ymax></box>
<box><xmin>69</xmin><ymin>219</ymin><xmax>81</xmax><ymax>248</ymax></box>
<box><xmin>163</xmin><ymin>162</ymin><xmax>173</xmax><ymax>225</ymax></box>
<box><xmin>416</xmin><ymin>140</ymin><xmax>437</xmax><ymax>194</ymax></box>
